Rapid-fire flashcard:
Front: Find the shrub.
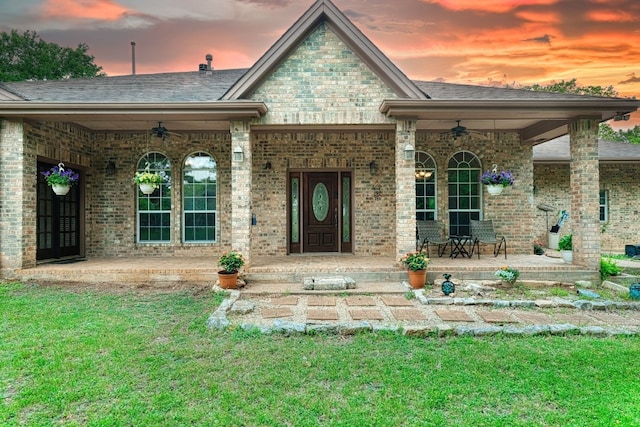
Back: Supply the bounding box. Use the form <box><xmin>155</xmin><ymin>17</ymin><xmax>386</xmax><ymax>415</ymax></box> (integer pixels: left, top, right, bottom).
<box><xmin>600</xmin><ymin>257</ymin><xmax>621</xmax><ymax>280</ymax></box>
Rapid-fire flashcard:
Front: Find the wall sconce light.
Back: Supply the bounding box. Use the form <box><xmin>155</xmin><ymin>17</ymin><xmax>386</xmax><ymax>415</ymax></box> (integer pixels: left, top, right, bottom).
<box><xmin>233</xmin><ymin>145</ymin><xmax>244</xmax><ymax>162</ymax></box>
<box><xmin>369</xmin><ymin>161</ymin><xmax>378</xmax><ymax>176</ymax></box>
<box><xmin>105</xmin><ymin>158</ymin><xmax>116</xmax><ymax>175</ymax></box>
<box><xmin>415</xmin><ymin>170</ymin><xmax>433</xmax><ymax>180</ymax></box>
<box><xmin>264</xmin><ymin>161</ymin><xmax>272</xmax><ymax>170</ymax></box>
<box><xmin>403</xmin><ymin>143</ymin><xmax>415</xmax><ymax>161</ymax></box>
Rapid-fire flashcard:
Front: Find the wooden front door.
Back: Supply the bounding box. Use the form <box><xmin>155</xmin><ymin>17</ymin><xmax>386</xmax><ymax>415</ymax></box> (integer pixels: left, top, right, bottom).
<box><xmin>304</xmin><ymin>172</ymin><xmax>339</xmax><ymax>252</ymax></box>
<box><xmin>37</xmin><ymin>162</ymin><xmax>81</xmax><ymax>260</ymax></box>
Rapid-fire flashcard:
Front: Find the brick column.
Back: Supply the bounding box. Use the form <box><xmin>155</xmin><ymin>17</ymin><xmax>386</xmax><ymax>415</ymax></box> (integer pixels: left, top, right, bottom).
<box><xmin>569</xmin><ymin>118</ymin><xmax>600</xmax><ymax>270</ymax></box>
<box><xmin>230</xmin><ymin>121</ymin><xmax>252</xmax><ymax>264</ymax></box>
<box><xmin>0</xmin><ymin>120</ymin><xmax>26</xmax><ymax>278</ymax></box>
<box><xmin>395</xmin><ymin>119</ymin><xmax>417</xmax><ymax>261</ymax></box>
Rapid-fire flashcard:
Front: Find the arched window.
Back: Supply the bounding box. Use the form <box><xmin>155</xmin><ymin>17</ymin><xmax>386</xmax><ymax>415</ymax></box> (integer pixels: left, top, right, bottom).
<box><xmin>183</xmin><ymin>152</ymin><xmax>217</xmax><ymax>242</ymax></box>
<box><xmin>447</xmin><ymin>151</ymin><xmax>481</xmax><ymax>236</ymax></box>
<box><xmin>137</xmin><ymin>152</ymin><xmax>171</xmax><ymax>242</ymax></box>
<box><xmin>415</xmin><ymin>151</ymin><xmax>437</xmax><ymax>221</ymax></box>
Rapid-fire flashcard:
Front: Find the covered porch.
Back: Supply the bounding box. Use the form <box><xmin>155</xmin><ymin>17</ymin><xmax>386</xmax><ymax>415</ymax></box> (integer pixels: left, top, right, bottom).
<box><xmin>15</xmin><ymin>253</ymin><xmax>595</xmax><ymax>292</ymax></box>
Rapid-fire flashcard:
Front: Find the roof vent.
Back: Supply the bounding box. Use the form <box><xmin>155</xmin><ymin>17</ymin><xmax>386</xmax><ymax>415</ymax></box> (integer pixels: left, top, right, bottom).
<box><xmin>199</xmin><ymin>54</ymin><xmax>213</xmax><ymax>75</ymax></box>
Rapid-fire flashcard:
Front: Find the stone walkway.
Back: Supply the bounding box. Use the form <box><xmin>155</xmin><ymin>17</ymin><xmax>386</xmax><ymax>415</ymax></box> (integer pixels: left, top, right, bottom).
<box><xmin>208</xmin><ymin>285</ymin><xmax>640</xmax><ymax>337</ymax></box>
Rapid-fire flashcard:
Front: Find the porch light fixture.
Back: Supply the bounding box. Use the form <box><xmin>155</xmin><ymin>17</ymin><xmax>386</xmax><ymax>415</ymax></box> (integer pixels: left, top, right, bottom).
<box><xmin>415</xmin><ymin>170</ymin><xmax>433</xmax><ymax>180</ymax></box>
<box><xmin>233</xmin><ymin>145</ymin><xmax>244</xmax><ymax>162</ymax></box>
<box><xmin>614</xmin><ymin>112</ymin><xmax>630</xmax><ymax>121</ymax></box>
<box><xmin>403</xmin><ymin>143</ymin><xmax>415</xmax><ymax>161</ymax></box>
<box><xmin>105</xmin><ymin>158</ymin><xmax>116</xmax><ymax>175</ymax></box>
<box><xmin>369</xmin><ymin>161</ymin><xmax>378</xmax><ymax>176</ymax></box>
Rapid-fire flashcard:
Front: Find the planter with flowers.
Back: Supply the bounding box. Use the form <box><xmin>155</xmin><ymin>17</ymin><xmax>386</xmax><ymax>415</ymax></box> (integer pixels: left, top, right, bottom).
<box><xmin>217</xmin><ymin>250</ymin><xmax>245</xmax><ymax>289</ymax></box>
<box><xmin>481</xmin><ymin>164</ymin><xmax>514</xmax><ymax>195</ymax></box>
<box><xmin>133</xmin><ymin>171</ymin><xmax>165</xmax><ymax>195</ymax></box>
<box><xmin>41</xmin><ymin>163</ymin><xmax>79</xmax><ymax>196</ymax></box>
<box><xmin>495</xmin><ymin>266</ymin><xmax>520</xmax><ymax>287</ymax></box>
<box><xmin>400</xmin><ymin>250</ymin><xmax>430</xmax><ymax>289</ymax></box>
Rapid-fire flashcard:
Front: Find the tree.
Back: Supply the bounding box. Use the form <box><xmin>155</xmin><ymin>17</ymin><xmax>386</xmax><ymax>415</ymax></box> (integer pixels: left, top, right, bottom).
<box><xmin>598</xmin><ymin>123</ymin><xmax>640</xmax><ymax>144</ymax></box>
<box><xmin>507</xmin><ymin>78</ymin><xmax>618</xmax><ymax>97</ymax></box>
<box><xmin>0</xmin><ymin>30</ymin><xmax>105</xmax><ymax>81</ymax></box>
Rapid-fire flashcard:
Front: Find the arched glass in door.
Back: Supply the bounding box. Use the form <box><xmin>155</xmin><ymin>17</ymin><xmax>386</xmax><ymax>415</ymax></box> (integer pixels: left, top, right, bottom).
<box><xmin>137</xmin><ymin>152</ymin><xmax>171</xmax><ymax>242</ymax></box>
<box><xmin>447</xmin><ymin>151</ymin><xmax>481</xmax><ymax>236</ymax></box>
<box><xmin>183</xmin><ymin>152</ymin><xmax>217</xmax><ymax>242</ymax></box>
<box><xmin>415</xmin><ymin>151</ymin><xmax>437</xmax><ymax>221</ymax></box>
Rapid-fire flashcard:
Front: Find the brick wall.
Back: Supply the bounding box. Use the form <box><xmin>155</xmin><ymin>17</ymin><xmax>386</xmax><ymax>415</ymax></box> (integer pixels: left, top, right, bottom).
<box><xmin>90</xmin><ymin>132</ymin><xmax>232</xmax><ymax>258</ymax></box>
<box><xmin>534</xmin><ymin>162</ymin><xmax>640</xmax><ymax>254</ymax></box>
<box><xmin>250</xmin><ymin>130</ymin><xmax>396</xmax><ymax>256</ymax></box>
<box><xmin>251</xmin><ymin>22</ymin><xmax>396</xmax><ymax>126</ymax></box>
<box><xmin>415</xmin><ymin>130</ymin><xmax>534</xmax><ymax>254</ymax></box>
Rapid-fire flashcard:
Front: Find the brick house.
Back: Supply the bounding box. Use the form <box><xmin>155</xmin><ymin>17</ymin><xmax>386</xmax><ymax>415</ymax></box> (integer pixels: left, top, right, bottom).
<box><xmin>0</xmin><ymin>0</ymin><xmax>638</xmax><ymax>279</ymax></box>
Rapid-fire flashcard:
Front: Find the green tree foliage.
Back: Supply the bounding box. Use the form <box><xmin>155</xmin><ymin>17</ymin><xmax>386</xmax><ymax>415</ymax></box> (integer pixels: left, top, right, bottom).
<box><xmin>0</xmin><ymin>29</ymin><xmax>105</xmax><ymax>81</ymax></box>
<box><xmin>598</xmin><ymin>123</ymin><xmax>640</xmax><ymax>144</ymax></box>
<box><xmin>508</xmin><ymin>78</ymin><xmax>618</xmax><ymax>97</ymax></box>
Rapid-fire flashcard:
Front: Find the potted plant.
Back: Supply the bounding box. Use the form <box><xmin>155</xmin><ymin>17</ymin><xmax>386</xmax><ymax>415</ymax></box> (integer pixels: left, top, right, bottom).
<box><xmin>481</xmin><ymin>165</ymin><xmax>514</xmax><ymax>195</ymax></box>
<box><xmin>495</xmin><ymin>266</ymin><xmax>520</xmax><ymax>286</ymax></box>
<box><xmin>400</xmin><ymin>250</ymin><xmax>430</xmax><ymax>289</ymax></box>
<box><xmin>558</xmin><ymin>233</ymin><xmax>573</xmax><ymax>263</ymax></box>
<box><xmin>133</xmin><ymin>171</ymin><xmax>165</xmax><ymax>194</ymax></box>
<box><xmin>41</xmin><ymin>163</ymin><xmax>79</xmax><ymax>196</ymax></box>
<box><xmin>217</xmin><ymin>250</ymin><xmax>245</xmax><ymax>289</ymax></box>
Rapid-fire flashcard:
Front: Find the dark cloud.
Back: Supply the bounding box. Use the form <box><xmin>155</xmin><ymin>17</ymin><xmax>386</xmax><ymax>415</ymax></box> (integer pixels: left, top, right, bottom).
<box><xmin>620</xmin><ymin>73</ymin><xmax>640</xmax><ymax>85</ymax></box>
<box><xmin>235</xmin><ymin>0</ymin><xmax>291</xmax><ymax>8</ymax></box>
<box><xmin>523</xmin><ymin>34</ymin><xmax>555</xmax><ymax>45</ymax></box>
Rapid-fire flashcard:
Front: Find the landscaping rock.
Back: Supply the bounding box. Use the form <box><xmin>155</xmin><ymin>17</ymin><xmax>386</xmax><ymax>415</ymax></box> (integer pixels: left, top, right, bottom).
<box><xmin>303</xmin><ymin>276</ymin><xmax>356</xmax><ymax>290</ymax></box>
<box><xmin>230</xmin><ymin>300</ymin><xmax>255</xmax><ymax>314</ymax></box>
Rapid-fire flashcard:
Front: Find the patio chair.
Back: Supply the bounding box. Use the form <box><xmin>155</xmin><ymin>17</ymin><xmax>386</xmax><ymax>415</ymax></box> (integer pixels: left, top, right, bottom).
<box><xmin>470</xmin><ymin>219</ymin><xmax>507</xmax><ymax>259</ymax></box>
<box><xmin>416</xmin><ymin>220</ymin><xmax>449</xmax><ymax>257</ymax></box>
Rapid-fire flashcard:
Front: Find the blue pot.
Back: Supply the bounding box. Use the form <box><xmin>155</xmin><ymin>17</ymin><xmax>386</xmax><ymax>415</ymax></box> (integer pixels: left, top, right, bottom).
<box><xmin>630</xmin><ymin>284</ymin><xmax>640</xmax><ymax>300</ymax></box>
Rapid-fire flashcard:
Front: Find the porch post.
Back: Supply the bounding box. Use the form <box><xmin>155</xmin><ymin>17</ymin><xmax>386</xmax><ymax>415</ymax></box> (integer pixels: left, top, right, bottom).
<box><xmin>395</xmin><ymin>119</ymin><xmax>417</xmax><ymax>262</ymax></box>
<box><xmin>0</xmin><ymin>119</ymin><xmax>26</xmax><ymax>278</ymax></box>
<box><xmin>568</xmin><ymin>118</ymin><xmax>600</xmax><ymax>270</ymax></box>
<box><xmin>230</xmin><ymin>121</ymin><xmax>252</xmax><ymax>264</ymax></box>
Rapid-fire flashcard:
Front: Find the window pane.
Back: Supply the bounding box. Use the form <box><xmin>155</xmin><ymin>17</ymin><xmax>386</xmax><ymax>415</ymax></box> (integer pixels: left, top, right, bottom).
<box><xmin>183</xmin><ymin>152</ymin><xmax>217</xmax><ymax>242</ymax></box>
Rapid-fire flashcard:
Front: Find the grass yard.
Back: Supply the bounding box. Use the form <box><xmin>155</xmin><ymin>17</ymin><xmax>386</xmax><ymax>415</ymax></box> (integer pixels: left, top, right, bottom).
<box><xmin>1</xmin><ymin>282</ymin><xmax>639</xmax><ymax>426</ymax></box>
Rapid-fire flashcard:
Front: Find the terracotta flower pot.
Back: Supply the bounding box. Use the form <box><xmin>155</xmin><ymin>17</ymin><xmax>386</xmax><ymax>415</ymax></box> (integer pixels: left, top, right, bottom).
<box><xmin>218</xmin><ymin>271</ymin><xmax>239</xmax><ymax>289</ymax></box>
<box><xmin>407</xmin><ymin>269</ymin><xmax>426</xmax><ymax>289</ymax></box>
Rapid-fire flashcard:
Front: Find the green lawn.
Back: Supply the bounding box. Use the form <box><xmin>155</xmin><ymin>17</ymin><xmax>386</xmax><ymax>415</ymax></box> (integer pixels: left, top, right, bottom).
<box><xmin>1</xmin><ymin>282</ymin><xmax>639</xmax><ymax>426</ymax></box>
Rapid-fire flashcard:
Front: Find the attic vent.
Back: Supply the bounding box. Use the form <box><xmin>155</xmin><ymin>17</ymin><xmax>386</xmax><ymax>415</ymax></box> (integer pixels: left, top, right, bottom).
<box><xmin>199</xmin><ymin>54</ymin><xmax>214</xmax><ymax>75</ymax></box>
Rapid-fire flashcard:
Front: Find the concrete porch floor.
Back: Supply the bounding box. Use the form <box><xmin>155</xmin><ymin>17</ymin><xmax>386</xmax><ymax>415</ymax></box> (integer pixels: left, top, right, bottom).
<box><xmin>15</xmin><ymin>251</ymin><xmax>597</xmax><ymax>291</ymax></box>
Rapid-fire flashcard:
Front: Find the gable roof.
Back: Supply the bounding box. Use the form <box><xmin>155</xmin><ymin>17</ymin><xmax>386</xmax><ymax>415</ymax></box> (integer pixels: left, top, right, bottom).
<box><xmin>533</xmin><ymin>135</ymin><xmax>640</xmax><ymax>163</ymax></box>
<box><xmin>222</xmin><ymin>0</ymin><xmax>426</xmax><ymax>101</ymax></box>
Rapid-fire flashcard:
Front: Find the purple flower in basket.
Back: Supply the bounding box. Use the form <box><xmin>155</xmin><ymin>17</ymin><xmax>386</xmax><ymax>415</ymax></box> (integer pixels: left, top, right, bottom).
<box><xmin>481</xmin><ymin>167</ymin><xmax>514</xmax><ymax>187</ymax></box>
<box><xmin>41</xmin><ymin>164</ymin><xmax>80</xmax><ymax>187</ymax></box>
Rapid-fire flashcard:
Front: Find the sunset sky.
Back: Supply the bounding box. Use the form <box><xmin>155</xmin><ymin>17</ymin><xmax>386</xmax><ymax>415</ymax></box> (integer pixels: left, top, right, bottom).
<box><xmin>2</xmin><ymin>0</ymin><xmax>639</xmax><ymax>127</ymax></box>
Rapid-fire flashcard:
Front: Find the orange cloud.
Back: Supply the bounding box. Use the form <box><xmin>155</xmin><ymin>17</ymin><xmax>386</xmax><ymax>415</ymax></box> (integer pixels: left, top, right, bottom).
<box><xmin>426</xmin><ymin>0</ymin><xmax>555</xmax><ymax>13</ymax></box>
<box><xmin>40</xmin><ymin>0</ymin><xmax>132</xmax><ymax>21</ymax></box>
<box><xmin>587</xmin><ymin>9</ymin><xmax>636</xmax><ymax>22</ymax></box>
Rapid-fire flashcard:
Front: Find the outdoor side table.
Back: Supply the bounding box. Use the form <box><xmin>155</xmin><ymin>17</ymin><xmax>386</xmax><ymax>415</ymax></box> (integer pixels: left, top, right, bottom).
<box><xmin>449</xmin><ymin>235</ymin><xmax>472</xmax><ymax>258</ymax></box>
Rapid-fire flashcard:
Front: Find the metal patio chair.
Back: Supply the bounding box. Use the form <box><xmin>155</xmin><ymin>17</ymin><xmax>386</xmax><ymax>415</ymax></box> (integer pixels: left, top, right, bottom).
<box><xmin>416</xmin><ymin>220</ymin><xmax>450</xmax><ymax>257</ymax></box>
<box><xmin>470</xmin><ymin>219</ymin><xmax>507</xmax><ymax>259</ymax></box>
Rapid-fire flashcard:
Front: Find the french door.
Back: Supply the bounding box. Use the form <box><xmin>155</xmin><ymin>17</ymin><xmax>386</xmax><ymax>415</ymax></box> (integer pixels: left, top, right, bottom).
<box><xmin>36</xmin><ymin>162</ymin><xmax>81</xmax><ymax>260</ymax></box>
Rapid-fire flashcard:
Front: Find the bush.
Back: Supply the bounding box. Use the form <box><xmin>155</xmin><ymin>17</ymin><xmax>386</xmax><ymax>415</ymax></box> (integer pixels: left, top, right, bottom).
<box><xmin>600</xmin><ymin>257</ymin><xmax>621</xmax><ymax>280</ymax></box>
<box><xmin>558</xmin><ymin>234</ymin><xmax>572</xmax><ymax>251</ymax></box>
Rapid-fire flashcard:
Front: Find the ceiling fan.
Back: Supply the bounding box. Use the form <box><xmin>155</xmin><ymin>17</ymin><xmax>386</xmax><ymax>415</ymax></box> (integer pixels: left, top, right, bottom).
<box><xmin>444</xmin><ymin>120</ymin><xmax>489</xmax><ymax>140</ymax></box>
<box><xmin>151</xmin><ymin>122</ymin><xmax>183</xmax><ymax>140</ymax></box>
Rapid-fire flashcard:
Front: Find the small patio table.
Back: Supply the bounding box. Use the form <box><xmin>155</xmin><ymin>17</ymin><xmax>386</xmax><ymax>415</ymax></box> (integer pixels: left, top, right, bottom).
<box><xmin>449</xmin><ymin>235</ymin><xmax>472</xmax><ymax>258</ymax></box>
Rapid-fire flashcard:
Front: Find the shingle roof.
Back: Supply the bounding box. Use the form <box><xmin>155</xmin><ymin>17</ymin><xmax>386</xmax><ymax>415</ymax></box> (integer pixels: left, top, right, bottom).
<box><xmin>413</xmin><ymin>80</ymin><xmax>613</xmax><ymax>101</ymax></box>
<box><xmin>533</xmin><ymin>135</ymin><xmax>640</xmax><ymax>162</ymax></box>
<box><xmin>1</xmin><ymin>71</ymin><xmax>619</xmax><ymax>104</ymax></box>
<box><xmin>0</xmin><ymin>69</ymin><xmax>248</xmax><ymax>103</ymax></box>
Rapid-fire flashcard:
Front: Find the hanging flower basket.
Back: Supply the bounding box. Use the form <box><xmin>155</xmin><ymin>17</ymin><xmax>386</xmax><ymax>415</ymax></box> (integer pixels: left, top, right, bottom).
<box><xmin>41</xmin><ymin>163</ymin><xmax>79</xmax><ymax>196</ymax></box>
<box><xmin>481</xmin><ymin>164</ymin><xmax>514</xmax><ymax>196</ymax></box>
<box><xmin>486</xmin><ymin>184</ymin><xmax>504</xmax><ymax>195</ymax></box>
<box><xmin>133</xmin><ymin>171</ymin><xmax>165</xmax><ymax>194</ymax></box>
